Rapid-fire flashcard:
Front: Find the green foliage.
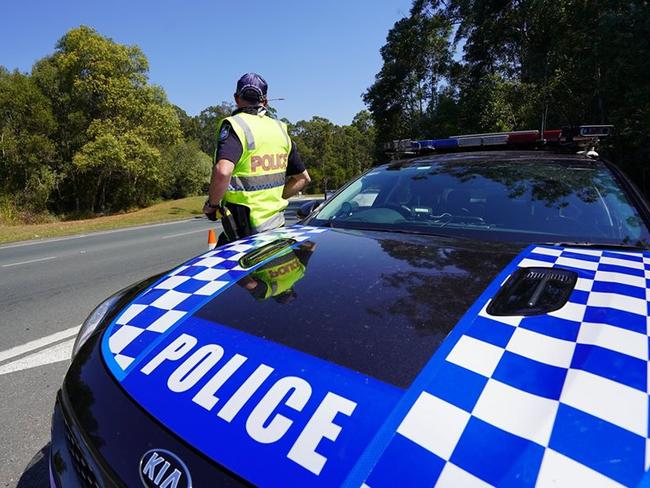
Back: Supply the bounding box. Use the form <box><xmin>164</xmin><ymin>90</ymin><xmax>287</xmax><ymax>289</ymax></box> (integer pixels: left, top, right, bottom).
<box><xmin>289</xmin><ymin>111</ymin><xmax>376</xmax><ymax>192</ymax></box>
<box><xmin>196</xmin><ymin>102</ymin><xmax>234</xmax><ymax>157</ymax></box>
<box><xmin>161</xmin><ymin>141</ymin><xmax>212</xmax><ymax>199</ymax></box>
<box><xmin>366</xmin><ymin>0</ymin><xmax>650</xmax><ymax>190</ymax></box>
<box><xmin>0</xmin><ymin>68</ymin><xmax>58</xmax><ymax>210</ymax></box>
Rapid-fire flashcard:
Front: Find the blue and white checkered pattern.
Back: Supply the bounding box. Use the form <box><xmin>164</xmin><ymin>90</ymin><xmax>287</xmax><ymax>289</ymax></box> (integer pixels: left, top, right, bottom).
<box><xmin>363</xmin><ymin>245</ymin><xmax>650</xmax><ymax>487</ymax></box>
<box><xmin>105</xmin><ymin>225</ymin><xmax>328</xmax><ymax>372</ymax></box>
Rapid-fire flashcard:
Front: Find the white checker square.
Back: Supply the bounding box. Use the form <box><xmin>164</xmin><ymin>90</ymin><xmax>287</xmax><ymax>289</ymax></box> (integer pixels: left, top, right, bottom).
<box><xmin>479</xmin><ymin>303</ymin><xmax>522</xmax><ymax>326</ymax></box>
<box><xmin>195</xmin><ymin>281</ymin><xmax>229</xmax><ymax>296</ymax></box>
<box><xmin>646</xmin><ymin>438</ymin><xmax>650</xmax><ymax>470</ymax></box>
<box><xmin>146</xmin><ymin>310</ymin><xmax>186</xmax><ymax>333</ymax></box>
<box><xmin>564</xmin><ymin>248</ymin><xmax>603</xmax><ymax>257</ymax></box>
<box><xmin>574</xmin><ymin>277</ymin><xmax>594</xmax><ymax>292</ymax></box>
<box><xmin>646</xmin><ymin>288</ymin><xmax>650</xmax><ymax>302</ymax></box>
<box><xmin>109</xmin><ymin>325</ymin><xmax>144</xmax><ymax>354</ymax></box>
<box><xmin>560</xmin><ymin>369</ymin><xmax>647</xmax><ymax>437</ymax></box>
<box><xmin>645</xmin><ymin>269</ymin><xmax>650</xmax><ymax>281</ymax></box>
<box><xmin>519</xmin><ymin>258</ymin><xmax>554</xmax><ymax>268</ymax></box>
<box><xmin>396</xmin><ymin>392</ymin><xmax>470</xmax><ymax>460</ymax></box>
<box><xmin>168</xmin><ymin>265</ymin><xmax>189</xmax><ymax>276</ymax></box>
<box><xmin>587</xmin><ymin>292</ymin><xmax>647</xmax><ymax>316</ymax></box>
<box><xmin>555</xmin><ymin>256</ymin><xmax>599</xmax><ymax>270</ymax></box>
<box><xmin>506</xmin><ymin>327</ymin><xmax>575</xmax><ymax>368</ymax></box>
<box><xmin>548</xmin><ymin>302</ymin><xmax>586</xmax><ymax>322</ymax></box>
<box><xmin>643</xmin><ymin>256</ymin><xmax>650</xmax><ymax>265</ymax></box>
<box><xmin>446</xmin><ymin>336</ymin><xmax>505</xmax><ymax>378</ymax></box>
<box><xmin>155</xmin><ymin>275</ymin><xmax>191</xmax><ymax>290</ymax></box>
<box><xmin>577</xmin><ymin>322</ymin><xmax>647</xmax><ymax>361</ymax></box>
<box><xmin>536</xmin><ymin>449</ymin><xmax>624</xmax><ymax>488</ymax></box>
<box><xmin>150</xmin><ymin>290</ymin><xmax>191</xmax><ymax>310</ymax></box>
<box><xmin>227</xmin><ymin>243</ymin><xmax>254</xmax><ymax>252</ymax></box>
<box><xmin>115</xmin><ymin>304</ymin><xmax>148</xmax><ymax>325</ymax></box>
<box><xmin>436</xmin><ymin>462</ymin><xmax>492</xmax><ymax>488</ymax></box>
<box><xmin>192</xmin><ymin>267</ymin><xmax>229</xmax><ymax>282</ymax></box>
<box><xmin>194</xmin><ymin>257</ymin><xmax>226</xmax><ymax>268</ymax></box>
<box><xmin>114</xmin><ymin>354</ymin><xmax>135</xmax><ymax>370</ymax></box>
<box><xmin>596</xmin><ymin>271</ymin><xmax>646</xmax><ymax>288</ymax></box>
<box><xmin>472</xmin><ymin>379</ymin><xmax>559</xmax><ymax>446</ymax></box>
<box><xmin>600</xmin><ymin>256</ymin><xmax>644</xmax><ymax>270</ymax></box>
<box><xmin>532</xmin><ymin>247</ymin><xmax>563</xmax><ymax>258</ymax></box>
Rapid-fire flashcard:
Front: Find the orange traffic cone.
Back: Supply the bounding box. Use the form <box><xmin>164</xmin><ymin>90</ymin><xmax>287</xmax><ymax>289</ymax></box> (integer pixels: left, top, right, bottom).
<box><xmin>208</xmin><ymin>229</ymin><xmax>217</xmax><ymax>250</ymax></box>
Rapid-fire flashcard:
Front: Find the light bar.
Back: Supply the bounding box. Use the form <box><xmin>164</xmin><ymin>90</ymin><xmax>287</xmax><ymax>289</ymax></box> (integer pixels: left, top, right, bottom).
<box><xmin>385</xmin><ymin>126</ymin><xmax>611</xmax><ymax>154</ymax></box>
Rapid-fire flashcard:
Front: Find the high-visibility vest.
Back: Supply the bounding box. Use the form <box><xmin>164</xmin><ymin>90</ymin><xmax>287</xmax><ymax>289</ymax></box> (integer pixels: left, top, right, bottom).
<box><xmin>217</xmin><ymin>112</ymin><xmax>291</xmax><ymax>230</ymax></box>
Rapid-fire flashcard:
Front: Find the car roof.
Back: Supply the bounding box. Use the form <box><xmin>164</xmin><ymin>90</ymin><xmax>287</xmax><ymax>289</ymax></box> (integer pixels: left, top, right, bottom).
<box><xmin>383</xmin><ymin>150</ymin><xmax>601</xmax><ymax>168</ymax></box>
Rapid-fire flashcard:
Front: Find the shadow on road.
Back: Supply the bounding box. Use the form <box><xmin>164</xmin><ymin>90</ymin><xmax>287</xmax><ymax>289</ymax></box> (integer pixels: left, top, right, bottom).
<box><xmin>17</xmin><ymin>444</ymin><xmax>49</xmax><ymax>488</ymax></box>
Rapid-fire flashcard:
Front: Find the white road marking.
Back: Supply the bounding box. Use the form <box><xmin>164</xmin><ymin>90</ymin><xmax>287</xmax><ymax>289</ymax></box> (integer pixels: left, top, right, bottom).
<box><xmin>0</xmin><ymin>338</ymin><xmax>75</xmax><ymax>376</ymax></box>
<box><xmin>1</xmin><ymin>256</ymin><xmax>58</xmax><ymax>268</ymax></box>
<box><xmin>161</xmin><ymin>228</ymin><xmax>212</xmax><ymax>239</ymax></box>
<box><xmin>0</xmin><ymin>325</ymin><xmax>81</xmax><ymax>363</ymax></box>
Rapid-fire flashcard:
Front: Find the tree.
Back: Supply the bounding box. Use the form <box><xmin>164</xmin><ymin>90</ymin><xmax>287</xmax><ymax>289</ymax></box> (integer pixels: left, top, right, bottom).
<box><xmin>31</xmin><ymin>26</ymin><xmax>182</xmax><ymax>213</ymax></box>
<box><xmin>0</xmin><ymin>67</ymin><xmax>58</xmax><ymax>211</ymax></box>
<box><xmin>196</xmin><ymin>102</ymin><xmax>234</xmax><ymax>158</ymax></box>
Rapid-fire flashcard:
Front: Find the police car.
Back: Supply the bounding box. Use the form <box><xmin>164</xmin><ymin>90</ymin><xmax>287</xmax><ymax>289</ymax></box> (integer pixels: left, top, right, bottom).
<box><xmin>51</xmin><ymin>126</ymin><xmax>650</xmax><ymax>487</ymax></box>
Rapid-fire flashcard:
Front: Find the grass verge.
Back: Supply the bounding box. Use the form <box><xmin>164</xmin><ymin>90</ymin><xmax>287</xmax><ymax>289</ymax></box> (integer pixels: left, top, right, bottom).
<box><xmin>0</xmin><ymin>196</ymin><xmax>205</xmax><ymax>245</ymax></box>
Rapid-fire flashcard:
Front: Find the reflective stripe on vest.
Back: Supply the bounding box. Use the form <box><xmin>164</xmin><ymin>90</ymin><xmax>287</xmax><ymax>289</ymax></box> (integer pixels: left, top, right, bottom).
<box><xmin>231</xmin><ymin>115</ymin><xmax>256</xmax><ymax>150</ymax></box>
<box><xmin>229</xmin><ymin>173</ymin><xmax>286</xmax><ymax>192</ymax></box>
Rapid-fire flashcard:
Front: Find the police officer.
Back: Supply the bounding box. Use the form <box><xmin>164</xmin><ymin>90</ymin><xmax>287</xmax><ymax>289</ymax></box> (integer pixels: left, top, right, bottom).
<box><xmin>203</xmin><ymin>73</ymin><xmax>311</xmax><ymax>244</ymax></box>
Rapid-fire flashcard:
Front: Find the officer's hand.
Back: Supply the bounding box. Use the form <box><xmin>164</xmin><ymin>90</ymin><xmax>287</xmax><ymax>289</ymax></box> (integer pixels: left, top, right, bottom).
<box><xmin>203</xmin><ymin>204</ymin><xmax>218</xmax><ymax>221</ymax></box>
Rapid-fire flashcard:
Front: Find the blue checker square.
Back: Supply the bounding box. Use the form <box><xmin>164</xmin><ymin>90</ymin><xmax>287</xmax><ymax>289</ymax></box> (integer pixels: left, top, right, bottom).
<box><xmin>174</xmin><ymin>278</ymin><xmax>212</xmax><ymax>294</ymax></box>
<box><xmin>571</xmin><ymin>344</ymin><xmax>646</xmax><ymax>391</ymax></box>
<box><xmin>561</xmin><ymin>250</ymin><xmax>601</xmax><ymax>262</ymax></box>
<box><xmin>423</xmin><ymin>360</ymin><xmax>488</xmax><ymax>413</ymax></box>
<box><xmin>127</xmin><ymin>306</ymin><xmax>167</xmax><ymax>328</ymax></box>
<box><xmin>550</xmin><ymin>404</ymin><xmax>646</xmax><ymax>486</ymax></box>
<box><xmin>365</xmin><ymin>434</ymin><xmax>445</xmax><ymax>488</ymax></box>
<box><xmin>592</xmin><ymin>280</ymin><xmax>646</xmax><ymax>300</ymax></box>
<box><xmin>598</xmin><ymin>263</ymin><xmax>645</xmax><ymax>277</ymax></box>
<box><xmin>518</xmin><ymin>315</ymin><xmax>581</xmax><ymax>342</ymax></box>
<box><xmin>133</xmin><ymin>288</ymin><xmax>169</xmax><ymax>305</ymax></box>
<box><xmin>450</xmin><ymin>417</ymin><xmax>545</xmax><ymax>487</ymax></box>
<box><xmin>568</xmin><ymin>289</ymin><xmax>589</xmax><ymax>305</ymax></box>
<box><xmin>217</xmin><ymin>249</ymin><xmax>240</xmax><ymax>259</ymax></box>
<box><xmin>119</xmin><ymin>329</ymin><xmax>164</xmax><ymax>359</ymax></box>
<box><xmin>176</xmin><ymin>265</ymin><xmax>209</xmax><ymax>278</ymax></box>
<box><xmin>492</xmin><ymin>351</ymin><xmax>567</xmax><ymax>400</ymax></box>
<box><xmin>218</xmin><ymin>259</ymin><xmax>240</xmax><ymax>270</ymax></box>
<box><xmin>466</xmin><ymin>316</ymin><xmax>516</xmax><ymax>348</ymax></box>
<box><xmin>602</xmin><ymin>250</ymin><xmax>643</xmax><ymax>263</ymax></box>
<box><xmin>173</xmin><ymin>294</ymin><xmax>207</xmax><ymax>312</ymax></box>
<box><xmin>527</xmin><ymin>252</ymin><xmax>558</xmax><ymax>263</ymax></box>
<box><xmin>583</xmin><ymin>306</ymin><xmax>646</xmax><ymax>334</ymax></box>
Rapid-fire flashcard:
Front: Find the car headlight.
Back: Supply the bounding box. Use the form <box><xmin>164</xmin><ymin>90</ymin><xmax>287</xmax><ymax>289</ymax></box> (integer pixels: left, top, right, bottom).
<box><xmin>71</xmin><ymin>291</ymin><xmax>125</xmax><ymax>359</ymax></box>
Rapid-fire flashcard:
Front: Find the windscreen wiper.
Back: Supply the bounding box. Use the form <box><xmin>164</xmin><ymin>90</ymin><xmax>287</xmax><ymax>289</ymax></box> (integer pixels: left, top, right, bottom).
<box><xmin>547</xmin><ymin>241</ymin><xmax>648</xmax><ymax>251</ymax></box>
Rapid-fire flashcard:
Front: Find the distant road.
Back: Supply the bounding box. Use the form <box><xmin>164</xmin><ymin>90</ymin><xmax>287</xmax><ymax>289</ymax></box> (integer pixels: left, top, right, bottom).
<box><xmin>0</xmin><ymin>199</ymin><xmax>313</xmax><ymax>487</ymax></box>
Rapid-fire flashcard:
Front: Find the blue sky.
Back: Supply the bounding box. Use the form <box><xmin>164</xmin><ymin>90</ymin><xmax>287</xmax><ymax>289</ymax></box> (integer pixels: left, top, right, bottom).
<box><xmin>1</xmin><ymin>0</ymin><xmax>413</xmax><ymax>125</ymax></box>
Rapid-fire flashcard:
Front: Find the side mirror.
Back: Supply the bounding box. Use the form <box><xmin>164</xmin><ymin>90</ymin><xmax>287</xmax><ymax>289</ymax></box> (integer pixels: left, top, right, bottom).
<box><xmin>297</xmin><ymin>200</ymin><xmax>323</xmax><ymax>219</ymax></box>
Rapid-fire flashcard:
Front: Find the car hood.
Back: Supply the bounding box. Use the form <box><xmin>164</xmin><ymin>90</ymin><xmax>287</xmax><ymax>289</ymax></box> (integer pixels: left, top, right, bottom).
<box><xmin>98</xmin><ymin>225</ymin><xmax>649</xmax><ymax>487</ymax></box>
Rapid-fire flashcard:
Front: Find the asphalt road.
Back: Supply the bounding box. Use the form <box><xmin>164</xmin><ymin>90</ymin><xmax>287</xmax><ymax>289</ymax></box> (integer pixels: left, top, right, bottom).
<box><xmin>0</xmin><ymin>216</ymin><xmax>219</xmax><ymax>486</ymax></box>
<box><xmin>0</xmin><ymin>199</ymin><xmax>312</xmax><ymax>487</ymax></box>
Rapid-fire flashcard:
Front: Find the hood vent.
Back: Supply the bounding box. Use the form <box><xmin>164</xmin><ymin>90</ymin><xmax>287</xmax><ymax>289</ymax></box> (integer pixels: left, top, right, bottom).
<box><xmin>487</xmin><ymin>267</ymin><xmax>577</xmax><ymax>316</ymax></box>
<box><xmin>239</xmin><ymin>238</ymin><xmax>296</xmax><ymax>269</ymax></box>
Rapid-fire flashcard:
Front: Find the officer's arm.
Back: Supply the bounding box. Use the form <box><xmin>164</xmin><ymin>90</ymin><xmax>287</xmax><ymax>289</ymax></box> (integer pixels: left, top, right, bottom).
<box><xmin>207</xmin><ymin>160</ymin><xmax>235</xmax><ymax>205</ymax></box>
<box><xmin>282</xmin><ymin>170</ymin><xmax>311</xmax><ymax>199</ymax></box>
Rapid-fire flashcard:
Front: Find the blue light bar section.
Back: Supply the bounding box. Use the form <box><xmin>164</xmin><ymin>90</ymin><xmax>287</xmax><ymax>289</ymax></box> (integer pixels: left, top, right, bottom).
<box><xmin>411</xmin><ymin>138</ymin><xmax>459</xmax><ymax>150</ymax></box>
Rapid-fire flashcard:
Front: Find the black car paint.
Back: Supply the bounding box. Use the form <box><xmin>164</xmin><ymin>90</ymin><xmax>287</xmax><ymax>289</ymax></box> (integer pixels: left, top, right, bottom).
<box><xmin>53</xmin><ymin>227</ymin><xmax>519</xmax><ymax>486</ymax></box>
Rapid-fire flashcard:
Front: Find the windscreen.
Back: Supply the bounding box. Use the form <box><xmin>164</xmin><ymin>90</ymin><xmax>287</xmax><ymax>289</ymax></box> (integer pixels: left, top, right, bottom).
<box><xmin>311</xmin><ymin>159</ymin><xmax>650</xmax><ymax>246</ymax></box>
